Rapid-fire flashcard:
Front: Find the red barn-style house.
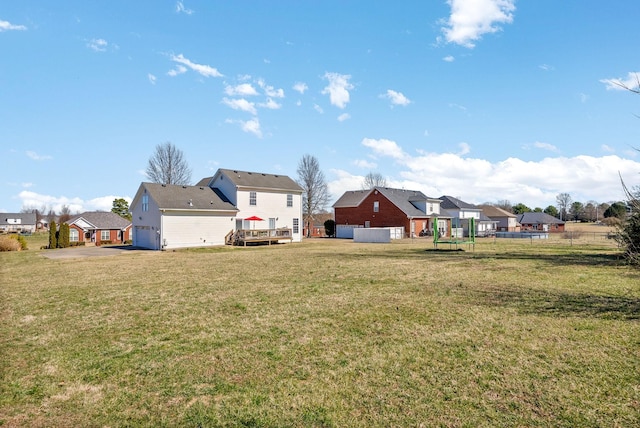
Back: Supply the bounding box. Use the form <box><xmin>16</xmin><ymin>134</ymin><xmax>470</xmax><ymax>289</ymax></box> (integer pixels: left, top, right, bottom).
<box><xmin>68</xmin><ymin>212</ymin><xmax>132</xmax><ymax>246</ymax></box>
<box><xmin>333</xmin><ymin>187</ymin><xmax>449</xmax><ymax>238</ymax></box>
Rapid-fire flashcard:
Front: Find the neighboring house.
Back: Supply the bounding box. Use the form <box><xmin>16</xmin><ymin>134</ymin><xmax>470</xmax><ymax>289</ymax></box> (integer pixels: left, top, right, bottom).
<box><xmin>303</xmin><ymin>212</ymin><xmax>333</xmax><ymax>238</ymax></box>
<box><xmin>517</xmin><ymin>212</ymin><xmax>565</xmax><ymax>232</ymax></box>
<box><xmin>131</xmin><ymin>168</ymin><xmax>303</xmax><ymax>250</ymax></box>
<box><xmin>439</xmin><ymin>196</ymin><xmax>496</xmax><ymax>237</ymax></box>
<box><xmin>0</xmin><ymin>213</ymin><xmax>37</xmax><ymax>233</ymax></box>
<box><xmin>333</xmin><ymin>187</ymin><xmax>448</xmax><ymax>238</ymax></box>
<box><xmin>478</xmin><ymin>205</ymin><xmax>519</xmax><ymax>232</ymax></box>
<box><xmin>68</xmin><ymin>212</ymin><xmax>132</xmax><ymax>246</ymax></box>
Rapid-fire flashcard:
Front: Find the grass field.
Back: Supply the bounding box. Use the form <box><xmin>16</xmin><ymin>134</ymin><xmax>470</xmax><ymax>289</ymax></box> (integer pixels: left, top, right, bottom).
<box><xmin>1</xmin><ymin>228</ymin><xmax>638</xmax><ymax>427</ymax></box>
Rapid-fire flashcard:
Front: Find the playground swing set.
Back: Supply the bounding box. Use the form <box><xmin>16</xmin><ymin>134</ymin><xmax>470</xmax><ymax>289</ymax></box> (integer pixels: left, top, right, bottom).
<box><xmin>432</xmin><ymin>217</ymin><xmax>476</xmax><ymax>250</ymax></box>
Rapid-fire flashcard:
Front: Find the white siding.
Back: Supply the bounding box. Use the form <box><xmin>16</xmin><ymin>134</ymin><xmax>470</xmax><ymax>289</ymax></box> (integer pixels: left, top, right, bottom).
<box><xmin>161</xmin><ymin>211</ymin><xmax>234</xmax><ymax>249</ymax></box>
<box><xmin>131</xmin><ymin>187</ymin><xmax>163</xmax><ymax>250</ymax></box>
<box><xmin>236</xmin><ymin>189</ymin><xmax>302</xmax><ymax>242</ymax></box>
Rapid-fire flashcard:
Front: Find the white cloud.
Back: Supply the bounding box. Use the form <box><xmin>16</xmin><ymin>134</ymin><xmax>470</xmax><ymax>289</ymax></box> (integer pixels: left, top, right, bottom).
<box><xmin>176</xmin><ymin>1</ymin><xmax>194</xmax><ymax>15</ymax></box>
<box><xmin>293</xmin><ymin>82</ymin><xmax>308</xmax><ymax>94</ymax></box>
<box><xmin>533</xmin><ymin>141</ymin><xmax>559</xmax><ymax>152</ymax></box>
<box><xmin>381</xmin><ymin>89</ymin><xmax>411</xmax><ymax>107</ymax></box>
<box><xmin>600</xmin><ymin>72</ymin><xmax>640</xmax><ymax>91</ymax></box>
<box><xmin>457</xmin><ymin>142</ymin><xmax>471</xmax><ymax>155</ymax></box>
<box><xmin>361</xmin><ymin>138</ymin><xmax>406</xmax><ymax>160</ymax></box>
<box><xmin>222</xmin><ymin>98</ymin><xmax>257</xmax><ymax>115</ymax></box>
<box><xmin>449</xmin><ymin>103</ymin><xmax>467</xmax><ymax>111</ymax></box>
<box><xmin>259</xmin><ymin>98</ymin><xmax>282</xmax><ymax>110</ymax></box>
<box><xmin>441</xmin><ymin>0</ymin><xmax>516</xmax><ymax>48</ymax></box>
<box><xmin>601</xmin><ymin>144</ymin><xmax>615</xmax><ymax>153</ymax></box>
<box><xmin>22</xmin><ymin>182</ymin><xmax>33</xmax><ymax>188</ymax></box>
<box><xmin>314</xmin><ymin>104</ymin><xmax>324</xmax><ymax>114</ymax></box>
<box><xmin>17</xmin><ymin>191</ymin><xmax>131</xmax><ymax>213</ymax></box>
<box><xmin>539</xmin><ymin>64</ymin><xmax>555</xmax><ymax>71</ymax></box>
<box><xmin>443</xmin><ymin>55</ymin><xmax>455</xmax><ymax>62</ymax></box>
<box><xmin>330</xmin><ymin>138</ymin><xmax>640</xmax><ymax>208</ymax></box>
<box><xmin>226</xmin><ymin>118</ymin><xmax>262</xmax><ymax>138</ymax></box>
<box><xmin>167</xmin><ymin>65</ymin><xmax>187</xmax><ymax>76</ymax></box>
<box><xmin>225</xmin><ymin>83</ymin><xmax>258</xmax><ymax>96</ymax></box>
<box><xmin>257</xmin><ymin>79</ymin><xmax>285</xmax><ymax>98</ymax></box>
<box><xmin>337</xmin><ymin>113</ymin><xmax>351</xmax><ymax>122</ymax></box>
<box><xmin>170</xmin><ymin>53</ymin><xmax>223</xmax><ymax>77</ymax></box>
<box><xmin>322</xmin><ymin>72</ymin><xmax>353</xmax><ymax>109</ymax></box>
<box><xmin>148</xmin><ymin>73</ymin><xmax>157</xmax><ymax>85</ymax></box>
<box><xmin>87</xmin><ymin>38</ymin><xmax>108</xmax><ymax>52</ymax></box>
<box><xmin>353</xmin><ymin>159</ymin><xmax>377</xmax><ymax>169</ymax></box>
<box><xmin>26</xmin><ymin>151</ymin><xmax>52</xmax><ymax>161</ymax></box>
<box><xmin>521</xmin><ymin>141</ymin><xmax>559</xmax><ymax>153</ymax></box>
<box><xmin>0</xmin><ymin>19</ymin><xmax>27</xmax><ymax>31</ymax></box>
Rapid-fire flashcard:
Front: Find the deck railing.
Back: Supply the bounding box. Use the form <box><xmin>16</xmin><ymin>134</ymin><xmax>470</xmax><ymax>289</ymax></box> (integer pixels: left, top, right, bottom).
<box><xmin>229</xmin><ymin>228</ymin><xmax>293</xmax><ymax>246</ymax></box>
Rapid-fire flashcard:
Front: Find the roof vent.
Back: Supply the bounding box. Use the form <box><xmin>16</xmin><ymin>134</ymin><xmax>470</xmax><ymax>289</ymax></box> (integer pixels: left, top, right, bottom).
<box><xmin>182</xmin><ymin>185</ymin><xmax>187</xmax><ymax>188</ymax></box>
<box><xmin>199</xmin><ymin>187</ymin><xmax>204</xmax><ymax>190</ymax></box>
<box><xmin>188</xmin><ymin>199</ymin><xmax>193</xmax><ymax>207</ymax></box>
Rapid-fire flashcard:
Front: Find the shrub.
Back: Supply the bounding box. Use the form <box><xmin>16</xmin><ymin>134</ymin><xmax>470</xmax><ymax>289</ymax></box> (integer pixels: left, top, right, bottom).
<box><xmin>0</xmin><ymin>236</ymin><xmax>22</xmax><ymax>251</ymax></box>
<box><xmin>11</xmin><ymin>234</ymin><xmax>28</xmax><ymax>250</ymax></box>
<box><xmin>602</xmin><ymin>217</ymin><xmax>621</xmax><ymax>227</ymax></box>
<box><xmin>324</xmin><ymin>219</ymin><xmax>336</xmax><ymax>237</ymax></box>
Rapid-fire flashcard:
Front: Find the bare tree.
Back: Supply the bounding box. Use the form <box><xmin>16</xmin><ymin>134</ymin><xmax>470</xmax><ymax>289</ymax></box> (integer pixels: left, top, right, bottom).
<box><xmin>146</xmin><ymin>142</ymin><xmax>192</xmax><ymax>185</ymax></box>
<box><xmin>361</xmin><ymin>172</ymin><xmax>387</xmax><ymax>190</ymax></box>
<box><xmin>58</xmin><ymin>205</ymin><xmax>72</xmax><ymax>224</ymax></box>
<box><xmin>297</xmin><ymin>154</ymin><xmax>330</xmax><ymax>238</ymax></box>
<box><xmin>556</xmin><ymin>193</ymin><xmax>572</xmax><ymax>221</ymax></box>
<box><xmin>495</xmin><ymin>199</ymin><xmax>512</xmax><ymax>212</ymax></box>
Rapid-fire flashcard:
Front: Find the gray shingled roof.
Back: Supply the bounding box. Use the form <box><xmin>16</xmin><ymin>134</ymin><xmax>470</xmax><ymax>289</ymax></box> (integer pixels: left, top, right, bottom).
<box><xmin>0</xmin><ymin>212</ymin><xmax>37</xmax><ymax>226</ymax></box>
<box><xmin>517</xmin><ymin>212</ymin><xmax>564</xmax><ymax>225</ymax></box>
<box><xmin>215</xmin><ymin>168</ymin><xmax>303</xmax><ymax>192</ymax></box>
<box><xmin>439</xmin><ymin>195</ymin><xmax>480</xmax><ymax>210</ymax></box>
<box><xmin>142</xmin><ymin>182</ymin><xmax>239</xmax><ymax>212</ymax></box>
<box><xmin>68</xmin><ymin>212</ymin><xmax>131</xmax><ymax>229</ymax></box>
<box><xmin>332</xmin><ymin>189</ymin><xmax>372</xmax><ymax>208</ymax></box>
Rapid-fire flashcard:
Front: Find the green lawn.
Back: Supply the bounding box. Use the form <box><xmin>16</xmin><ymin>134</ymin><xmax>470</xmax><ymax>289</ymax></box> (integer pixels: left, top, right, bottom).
<box><xmin>1</xmin><ymin>238</ymin><xmax>638</xmax><ymax>427</ymax></box>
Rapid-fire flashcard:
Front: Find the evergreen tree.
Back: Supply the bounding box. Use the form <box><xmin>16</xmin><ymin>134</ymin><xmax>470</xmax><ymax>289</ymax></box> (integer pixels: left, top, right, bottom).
<box><xmin>49</xmin><ymin>221</ymin><xmax>57</xmax><ymax>249</ymax></box>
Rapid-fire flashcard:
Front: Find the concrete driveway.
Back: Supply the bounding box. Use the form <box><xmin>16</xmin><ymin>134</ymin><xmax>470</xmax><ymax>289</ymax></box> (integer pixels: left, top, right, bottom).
<box><xmin>40</xmin><ymin>245</ymin><xmax>142</xmax><ymax>259</ymax></box>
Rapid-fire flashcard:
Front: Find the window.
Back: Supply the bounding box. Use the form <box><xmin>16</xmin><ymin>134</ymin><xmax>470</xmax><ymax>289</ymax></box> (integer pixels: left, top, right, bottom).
<box><xmin>293</xmin><ymin>218</ymin><xmax>299</xmax><ymax>234</ymax></box>
<box><xmin>142</xmin><ymin>194</ymin><xmax>149</xmax><ymax>212</ymax></box>
<box><xmin>287</xmin><ymin>194</ymin><xmax>293</xmax><ymax>207</ymax></box>
<box><xmin>101</xmin><ymin>230</ymin><xmax>110</xmax><ymax>241</ymax></box>
<box><xmin>373</xmin><ymin>201</ymin><xmax>379</xmax><ymax>212</ymax></box>
<box><xmin>250</xmin><ymin>191</ymin><xmax>257</xmax><ymax>206</ymax></box>
<box><xmin>70</xmin><ymin>229</ymin><xmax>79</xmax><ymax>242</ymax></box>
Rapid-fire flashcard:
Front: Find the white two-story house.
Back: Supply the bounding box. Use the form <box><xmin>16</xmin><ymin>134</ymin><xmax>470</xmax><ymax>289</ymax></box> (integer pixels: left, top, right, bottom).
<box><xmin>131</xmin><ymin>168</ymin><xmax>303</xmax><ymax>250</ymax></box>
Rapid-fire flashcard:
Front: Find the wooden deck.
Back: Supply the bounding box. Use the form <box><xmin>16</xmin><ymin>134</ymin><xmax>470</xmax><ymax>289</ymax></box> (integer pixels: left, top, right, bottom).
<box><xmin>226</xmin><ymin>228</ymin><xmax>293</xmax><ymax>246</ymax></box>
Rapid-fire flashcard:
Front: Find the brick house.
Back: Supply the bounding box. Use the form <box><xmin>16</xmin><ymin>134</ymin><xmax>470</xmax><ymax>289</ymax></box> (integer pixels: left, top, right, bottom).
<box><xmin>517</xmin><ymin>212</ymin><xmax>565</xmax><ymax>232</ymax></box>
<box><xmin>68</xmin><ymin>212</ymin><xmax>132</xmax><ymax>246</ymax></box>
<box><xmin>333</xmin><ymin>187</ymin><xmax>449</xmax><ymax>238</ymax></box>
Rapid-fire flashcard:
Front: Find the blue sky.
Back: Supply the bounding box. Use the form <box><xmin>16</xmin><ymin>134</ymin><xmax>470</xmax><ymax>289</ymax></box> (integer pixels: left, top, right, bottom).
<box><xmin>2</xmin><ymin>0</ymin><xmax>639</xmax><ymax>214</ymax></box>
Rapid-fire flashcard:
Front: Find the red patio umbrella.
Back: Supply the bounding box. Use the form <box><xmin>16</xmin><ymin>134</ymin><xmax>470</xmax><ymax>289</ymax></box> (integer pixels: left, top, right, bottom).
<box><xmin>244</xmin><ymin>215</ymin><xmax>264</xmax><ymax>229</ymax></box>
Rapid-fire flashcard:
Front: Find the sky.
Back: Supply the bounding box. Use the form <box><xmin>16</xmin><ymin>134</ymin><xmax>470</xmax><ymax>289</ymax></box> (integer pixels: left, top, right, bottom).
<box><xmin>2</xmin><ymin>0</ymin><xmax>640</xmax><ymax>214</ymax></box>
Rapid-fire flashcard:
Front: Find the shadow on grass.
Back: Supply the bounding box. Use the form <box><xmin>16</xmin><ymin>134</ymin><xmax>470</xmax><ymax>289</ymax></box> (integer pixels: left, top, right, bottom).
<box><xmin>468</xmin><ymin>286</ymin><xmax>640</xmax><ymax>321</ymax></box>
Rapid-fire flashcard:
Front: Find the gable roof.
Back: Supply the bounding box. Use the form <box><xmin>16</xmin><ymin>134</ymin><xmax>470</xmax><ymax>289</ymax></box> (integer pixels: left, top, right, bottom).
<box><xmin>333</xmin><ymin>187</ymin><xmax>442</xmax><ymax>218</ymax></box>
<box><xmin>68</xmin><ymin>212</ymin><xmax>131</xmax><ymax>229</ymax></box>
<box><xmin>517</xmin><ymin>212</ymin><xmax>564</xmax><ymax>225</ymax></box>
<box><xmin>439</xmin><ymin>195</ymin><xmax>481</xmax><ymax>211</ymax></box>
<box><xmin>137</xmin><ymin>182</ymin><xmax>239</xmax><ymax>212</ymax></box>
<box><xmin>213</xmin><ymin>169</ymin><xmax>303</xmax><ymax>193</ymax></box>
<box><xmin>478</xmin><ymin>204</ymin><xmax>517</xmax><ymax>218</ymax></box>
<box><xmin>0</xmin><ymin>212</ymin><xmax>37</xmax><ymax>226</ymax></box>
